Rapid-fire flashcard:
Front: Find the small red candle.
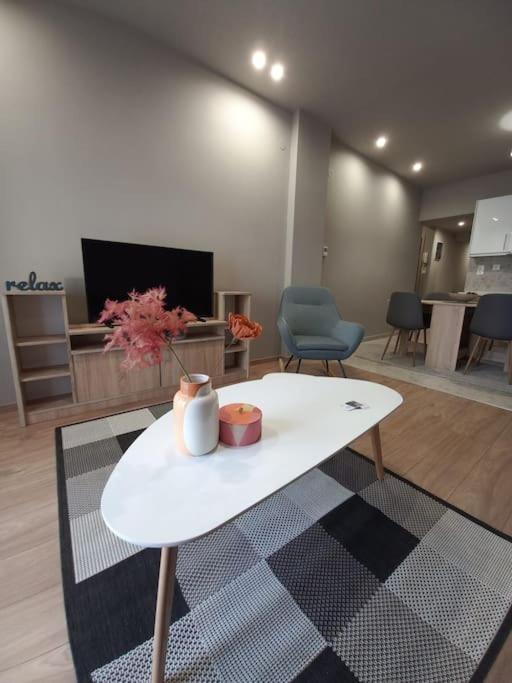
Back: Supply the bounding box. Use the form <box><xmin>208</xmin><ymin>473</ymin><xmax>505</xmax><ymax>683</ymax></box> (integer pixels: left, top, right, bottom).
<box><xmin>219</xmin><ymin>403</ymin><xmax>262</xmax><ymax>447</ymax></box>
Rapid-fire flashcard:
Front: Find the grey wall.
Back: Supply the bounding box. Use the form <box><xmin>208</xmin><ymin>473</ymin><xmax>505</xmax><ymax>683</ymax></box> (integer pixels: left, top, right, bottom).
<box><xmin>284</xmin><ymin>111</ymin><xmax>331</xmax><ymax>287</ymax></box>
<box><xmin>420</xmin><ymin>169</ymin><xmax>512</xmax><ymax>221</ymax></box>
<box><xmin>0</xmin><ymin>1</ymin><xmax>292</xmax><ymax>405</ymax></box>
<box><xmin>323</xmin><ymin>140</ymin><xmax>421</xmax><ymax>336</ymax></box>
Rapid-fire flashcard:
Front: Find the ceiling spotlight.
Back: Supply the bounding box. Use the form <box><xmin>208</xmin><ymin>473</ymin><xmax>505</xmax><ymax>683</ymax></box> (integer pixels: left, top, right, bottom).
<box><xmin>458</xmin><ymin>221</ymin><xmax>465</xmax><ymax>227</ymax></box>
<box><xmin>270</xmin><ymin>62</ymin><xmax>285</xmax><ymax>81</ymax></box>
<box><xmin>492</xmin><ymin>217</ymin><xmax>499</xmax><ymax>222</ymax></box>
<box><xmin>251</xmin><ymin>50</ymin><xmax>267</xmax><ymax>70</ymax></box>
<box><xmin>375</xmin><ymin>136</ymin><xmax>388</xmax><ymax>149</ymax></box>
<box><xmin>412</xmin><ymin>161</ymin><xmax>423</xmax><ymax>172</ymax></box>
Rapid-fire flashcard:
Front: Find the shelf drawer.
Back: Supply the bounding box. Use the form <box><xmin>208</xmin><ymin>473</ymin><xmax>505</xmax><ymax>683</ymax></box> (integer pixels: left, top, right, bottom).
<box><xmin>161</xmin><ymin>338</ymin><xmax>225</xmax><ymax>387</ymax></box>
<box><xmin>73</xmin><ymin>350</ymin><xmax>160</xmax><ymax>402</ymax></box>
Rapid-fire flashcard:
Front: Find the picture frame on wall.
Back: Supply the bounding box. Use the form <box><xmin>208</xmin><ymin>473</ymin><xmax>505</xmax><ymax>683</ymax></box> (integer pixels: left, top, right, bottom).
<box><xmin>434</xmin><ymin>241</ymin><xmax>443</xmax><ymax>261</ymax></box>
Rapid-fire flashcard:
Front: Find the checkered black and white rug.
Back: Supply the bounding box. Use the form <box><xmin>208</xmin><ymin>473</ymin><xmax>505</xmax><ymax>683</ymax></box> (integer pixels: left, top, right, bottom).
<box><xmin>56</xmin><ymin>403</ymin><xmax>512</xmax><ymax>683</ymax></box>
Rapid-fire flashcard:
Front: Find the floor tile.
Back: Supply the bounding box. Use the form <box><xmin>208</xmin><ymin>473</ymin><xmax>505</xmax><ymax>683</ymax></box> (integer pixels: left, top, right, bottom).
<box><xmin>177</xmin><ymin>523</ymin><xmax>261</xmax><ymax>609</ymax></box>
<box><xmin>107</xmin><ymin>409</ymin><xmax>155</xmax><ymax>436</ymax></box>
<box><xmin>282</xmin><ymin>468</ymin><xmax>353</xmax><ymax>521</ymax></box>
<box><xmin>423</xmin><ymin>509</ymin><xmax>512</xmax><ymax>600</ymax></box>
<box><xmin>234</xmin><ymin>491</ymin><xmax>314</xmax><ymax>557</ymax></box>
<box><xmin>334</xmin><ymin>586</ymin><xmax>476</xmax><ymax>683</ymax></box>
<box><xmin>269</xmin><ymin>524</ymin><xmax>379</xmax><ymax>641</ymax></box>
<box><xmin>91</xmin><ymin>612</ymin><xmax>221</xmax><ymax>682</ymax></box>
<box><xmin>386</xmin><ymin>543</ymin><xmax>510</xmax><ymax>660</ymax></box>
<box><xmin>192</xmin><ymin>561</ymin><xmax>325</xmax><ymax>683</ymax></box>
<box><xmin>320</xmin><ymin>496</ymin><xmax>418</xmax><ymax>581</ymax></box>
<box><xmin>63</xmin><ymin>437</ymin><xmax>123</xmax><ymax>479</ymax></box>
<box><xmin>320</xmin><ymin>448</ymin><xmax>378</xmax><ymax>493</ymax></box>
<box><xmin>62</xmin><ymin>418</ymin><xmax>114</xmax><ymax>449</ymax></box>
<box><xmin>359</xmin><ymin>474</ymin><xmax>447</xmax><ymax>538</ymax></box>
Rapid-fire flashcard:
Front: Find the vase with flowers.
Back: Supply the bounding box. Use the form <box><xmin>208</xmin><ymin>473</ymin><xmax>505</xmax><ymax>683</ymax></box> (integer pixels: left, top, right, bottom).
<box><xmin>226</xmin><ymin>313</ymin><xmax>263</xmax><ymax>348</ymax></box>
<box><xmin>98</xmin><ymin>286</ymin><xmax>219</xmax><ymax>456</ymax></box>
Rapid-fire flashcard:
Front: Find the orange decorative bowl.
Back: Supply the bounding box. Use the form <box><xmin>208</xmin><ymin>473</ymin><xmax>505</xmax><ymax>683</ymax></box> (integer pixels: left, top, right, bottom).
<box><xmin>219</xmin><ymin>403</ymin><xmax>262</xmax><ymax>447</ymax></box>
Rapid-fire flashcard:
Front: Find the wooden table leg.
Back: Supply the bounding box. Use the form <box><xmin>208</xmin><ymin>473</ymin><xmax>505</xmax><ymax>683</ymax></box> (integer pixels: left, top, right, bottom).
<box><xmin>370</xmin><ymin>423</ymin><xmax>384</xmax><ymax>480</ymax></box>
<box><xmin>151</xmin><ymin>546</ymin><xmax>178</xmax><ymax>683</ymax></box>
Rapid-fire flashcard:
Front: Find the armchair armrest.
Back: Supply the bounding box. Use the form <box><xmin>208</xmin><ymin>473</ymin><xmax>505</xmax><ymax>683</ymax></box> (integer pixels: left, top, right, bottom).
<box><xmin>331</xmin><ymin>320</ymin><xmax>365</xmax><ymax>351</ymax></box>
<box><xmin>277</xmin><ymin>316</ymin><xmax>298</xmax><ymax>354</ymax></box>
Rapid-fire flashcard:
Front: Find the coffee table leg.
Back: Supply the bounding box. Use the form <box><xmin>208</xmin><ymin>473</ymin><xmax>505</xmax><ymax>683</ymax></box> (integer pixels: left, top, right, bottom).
<box><xmin>370</xmin><ymin>423</ymin><xmax>384</xmax><ymax>480</ymax></box>
<box><xmin>151</xmin><ymin>546</ymin><xmax>178</xmax><ymax>683</ymax></box>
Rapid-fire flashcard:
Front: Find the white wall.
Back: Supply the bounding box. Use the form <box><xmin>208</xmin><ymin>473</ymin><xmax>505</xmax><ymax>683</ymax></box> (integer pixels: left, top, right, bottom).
<box><xmin>420</xmin><ymin>169</ymin><xmax>512</xmax><ymax>220</ymax></box>
<box><xmin>0</xmin><ymin>1</ymin><xmax>292</xmax><ymax>404</ymax></box>
<box><xmin>323</xmin><ymin>141</ymin><xmax>421</xmax><ymax>336</ymax></box>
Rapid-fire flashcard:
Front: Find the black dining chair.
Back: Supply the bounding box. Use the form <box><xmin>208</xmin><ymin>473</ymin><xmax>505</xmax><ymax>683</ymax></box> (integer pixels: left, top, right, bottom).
<box><xmin>464</xmin><ymin>294</ymin><xmax>512</xmax><ymax>384</ymax></box>
<box><xmin>381</xmin><ymin>292</ymin><xmax>427</xmax><ymax>366</ymax></box>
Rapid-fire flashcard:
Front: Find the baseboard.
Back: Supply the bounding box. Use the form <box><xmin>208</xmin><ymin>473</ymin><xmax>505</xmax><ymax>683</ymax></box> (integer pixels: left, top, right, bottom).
<box><xmin>251</xmin><ymin>355</ymin><xmax>279</xmax><ymax>365</ymax></box>
<box><xmin>364</xmin><ymin>333</ymin><xmax>389</xmax><ymax>341</ymax></box>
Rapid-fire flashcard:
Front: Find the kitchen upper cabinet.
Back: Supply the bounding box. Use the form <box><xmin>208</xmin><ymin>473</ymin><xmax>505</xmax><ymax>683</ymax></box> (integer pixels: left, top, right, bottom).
<box><xmin>469</xmin><ymin>195</ymin><xmax>512</xmax><ymax>256</ymax></box>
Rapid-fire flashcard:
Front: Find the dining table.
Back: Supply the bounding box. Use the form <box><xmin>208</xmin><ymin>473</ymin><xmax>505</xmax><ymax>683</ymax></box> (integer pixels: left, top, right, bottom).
<box><xmin>421</xmin><ymin>298</ymin><xmax>477</xmax><ymax>372</ymax></box>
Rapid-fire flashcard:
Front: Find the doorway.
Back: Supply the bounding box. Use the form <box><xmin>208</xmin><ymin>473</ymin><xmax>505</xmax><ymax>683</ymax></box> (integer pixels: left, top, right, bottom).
<box><xmin>415</xmin><ymin>214</ymin><xmax>473</xmax><ymax>297</ymax></box>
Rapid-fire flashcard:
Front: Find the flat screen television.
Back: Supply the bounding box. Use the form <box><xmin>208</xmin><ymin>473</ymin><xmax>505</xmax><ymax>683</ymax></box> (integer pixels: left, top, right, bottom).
<box><xmin>81</xmin><ymin>238</ymin><xmax>214</xmax><ymax>321</ymax></box>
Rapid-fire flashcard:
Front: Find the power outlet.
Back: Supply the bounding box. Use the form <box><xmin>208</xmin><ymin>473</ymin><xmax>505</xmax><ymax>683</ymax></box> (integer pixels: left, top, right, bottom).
<box><xmin>492</xmin><ymin>263</ymin><xmax>501</xmax><ymax>271</ymax></box>
<box><xmin>476</xmin><ymin>265</ymin><xmax>485</xmax><ymax>275</ymax></box>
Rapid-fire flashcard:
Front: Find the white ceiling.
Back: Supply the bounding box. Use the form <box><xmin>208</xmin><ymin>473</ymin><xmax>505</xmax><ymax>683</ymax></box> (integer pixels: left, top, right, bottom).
<box><xmin>67</xmin><ymin>0</ymin><xmax>512</xmax><ymax>187</ymax></box>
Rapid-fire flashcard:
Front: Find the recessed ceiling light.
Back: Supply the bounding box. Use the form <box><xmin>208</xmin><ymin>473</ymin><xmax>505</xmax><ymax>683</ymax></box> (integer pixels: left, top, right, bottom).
<box><xmin>375</xmin><ymin>136</ymin><xmax>388</xmax><ymax>149</ymax></box>
<box><xmin>412</xmin><ymin>161</ymin><xmax>423</xmax><ymax>172</ymax></box>
<box><xmin>251</xmin><ymin>50</ymin><xmax>267</xmax><ymax>70</ymax></box>
<box><xmin>458</xmin><ymin>221</ymin><xmax>465</xmax><ymax>227</ymax></box>
<box><xmin>270</xmin><ymin>62</ymin><xmax>285</xmax><ymax>81</ymax></box>
<box><xmin>492</xmin><ymin>217</ymin><xmax>499</xmax><ymax>222</ymax></box>
<box><xmin>510</xmin><ymin>148</ymin><xmax>512</xmax><ymax>157</ymax></box>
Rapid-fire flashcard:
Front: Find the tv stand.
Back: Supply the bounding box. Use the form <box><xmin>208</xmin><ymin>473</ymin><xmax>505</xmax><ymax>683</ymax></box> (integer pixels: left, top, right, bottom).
<box><xmin>2</xmin><ymin>290</ymin><xmax>251</xmax><ymax>426</ymax></box>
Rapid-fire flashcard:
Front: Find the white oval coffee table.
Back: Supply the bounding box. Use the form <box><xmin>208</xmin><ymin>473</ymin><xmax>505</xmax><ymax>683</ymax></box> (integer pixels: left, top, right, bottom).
<box><xmin>101</xmin><ymin>373</ymin><xmax>402</xmax><ymax>682</ymax></box>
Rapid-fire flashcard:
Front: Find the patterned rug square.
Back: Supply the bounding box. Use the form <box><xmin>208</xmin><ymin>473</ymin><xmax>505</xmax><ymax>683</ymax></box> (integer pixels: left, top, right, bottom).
<box><xmin>56</xmin><ymin>402</ymin><xmax>512</xmax><ymax>682</ymax></box>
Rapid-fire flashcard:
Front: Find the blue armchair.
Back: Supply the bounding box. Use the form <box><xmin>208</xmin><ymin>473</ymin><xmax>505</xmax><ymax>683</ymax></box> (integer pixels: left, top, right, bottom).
<box><xmin>277</xmin><ymin>286</ymin><xmax>364</xmax><ymax>376</ymax></box>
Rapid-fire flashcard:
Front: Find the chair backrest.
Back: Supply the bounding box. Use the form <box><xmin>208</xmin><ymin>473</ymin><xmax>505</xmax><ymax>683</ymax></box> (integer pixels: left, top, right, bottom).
<box><xmin>278</xmin><ymin>287</ymin><xmax>341</xmax><ymax>336</ymax></box>
<box><xmin>470</xmin><ymin>294</ymin><xmax>512</xmax><ymax>341</ymax></box>
<box><xmin>424</xmin><ymin>291</ymin><xmax>451</xmax><ymax>301</ymax></box>
<box><xmin>386</xmin><ymin>292</ymin><xmax>424</xmax><ymax>330</ymax></box>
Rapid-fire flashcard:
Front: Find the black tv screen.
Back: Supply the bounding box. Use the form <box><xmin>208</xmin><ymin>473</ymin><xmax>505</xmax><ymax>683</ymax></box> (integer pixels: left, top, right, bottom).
<box><xmin>81</xmin><ymin>238</ymin><xmax>214</xmax><ymax>321</ymax></box>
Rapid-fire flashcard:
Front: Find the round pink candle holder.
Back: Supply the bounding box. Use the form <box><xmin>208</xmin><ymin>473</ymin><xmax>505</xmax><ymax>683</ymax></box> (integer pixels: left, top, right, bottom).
<box><xmin>219</xmin><ymin>403</ymin><xmax>262</xmax><ymax>447</ymax></box>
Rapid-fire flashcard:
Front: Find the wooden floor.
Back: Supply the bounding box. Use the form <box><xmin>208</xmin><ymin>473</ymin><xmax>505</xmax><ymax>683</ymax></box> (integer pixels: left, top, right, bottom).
<box><xmin>1</xmin><ymin>359</ymin><xmax>511</xmax><ymax>682</ymax></box>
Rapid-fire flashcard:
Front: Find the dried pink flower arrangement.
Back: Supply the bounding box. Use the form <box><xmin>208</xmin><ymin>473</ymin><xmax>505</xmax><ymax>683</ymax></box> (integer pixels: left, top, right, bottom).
<box><xmin>98</xmin><ymin>286</ymin><xmax>197</xmax><ymax>379</ymax></box>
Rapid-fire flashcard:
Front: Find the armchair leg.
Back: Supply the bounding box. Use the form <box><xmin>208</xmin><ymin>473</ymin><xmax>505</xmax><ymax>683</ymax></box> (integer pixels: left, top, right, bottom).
<box><xmin>295</xmin><ymin>359</ymin><xmax>302</xmax><ymax>374</ymax></box>
<box><xmin>423</xmin><ymin>328</ymin><xmax>427</xmax><ymax>360</ymax></box>
<box><xmin>284</xmin><ymin>355</ymin><xmax>294</xmax><ymax>371</ymax></box>
<box><xmin>338</xmin><ymin>360</ymin><xmax>347</xmax><ymax>378</ymax></box>
<box><xmin>381</xmin><ymin>329</ymin><xmax>396</xmax><ymax>360</ymax></box>
<box><xmin>324</xmin><ymin>360</ymin><xmax>330</xmax><ymax>376</ymax></box>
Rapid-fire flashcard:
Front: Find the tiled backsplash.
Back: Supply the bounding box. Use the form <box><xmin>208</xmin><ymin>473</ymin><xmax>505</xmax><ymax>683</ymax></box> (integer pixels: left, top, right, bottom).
<box><xmin>465</xmin><ymin>255</ymin><xmax>512</xmax><ymax>293</ymax></box>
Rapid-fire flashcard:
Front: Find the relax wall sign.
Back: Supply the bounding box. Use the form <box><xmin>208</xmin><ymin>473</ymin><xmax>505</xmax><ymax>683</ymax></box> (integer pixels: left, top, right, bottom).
<box><xmin>5</xmin><ymin>271</ymin><xmax>63</xmax><ymax>292</ymax></box>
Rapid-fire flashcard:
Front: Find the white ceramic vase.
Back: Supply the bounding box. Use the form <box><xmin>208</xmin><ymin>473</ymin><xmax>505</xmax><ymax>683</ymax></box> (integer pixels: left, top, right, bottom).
<box><xmin>173</xmin><ymin>373</ymin><xmax>219</xmax><ymax>456</ymax></box>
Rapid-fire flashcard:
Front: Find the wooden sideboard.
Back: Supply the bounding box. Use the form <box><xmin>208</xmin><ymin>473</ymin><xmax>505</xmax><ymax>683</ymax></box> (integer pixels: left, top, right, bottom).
<box><xmin>2</xmin><ymin>290</ymin><xmax>251</xmax><ymax>426</ymax></box>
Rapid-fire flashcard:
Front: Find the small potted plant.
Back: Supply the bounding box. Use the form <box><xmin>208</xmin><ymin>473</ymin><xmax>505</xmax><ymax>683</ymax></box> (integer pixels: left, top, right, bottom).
<box><xmin>98</xmin><ymin>287</ymin><xmax>219</xmax><ymax>456</ymax></box>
